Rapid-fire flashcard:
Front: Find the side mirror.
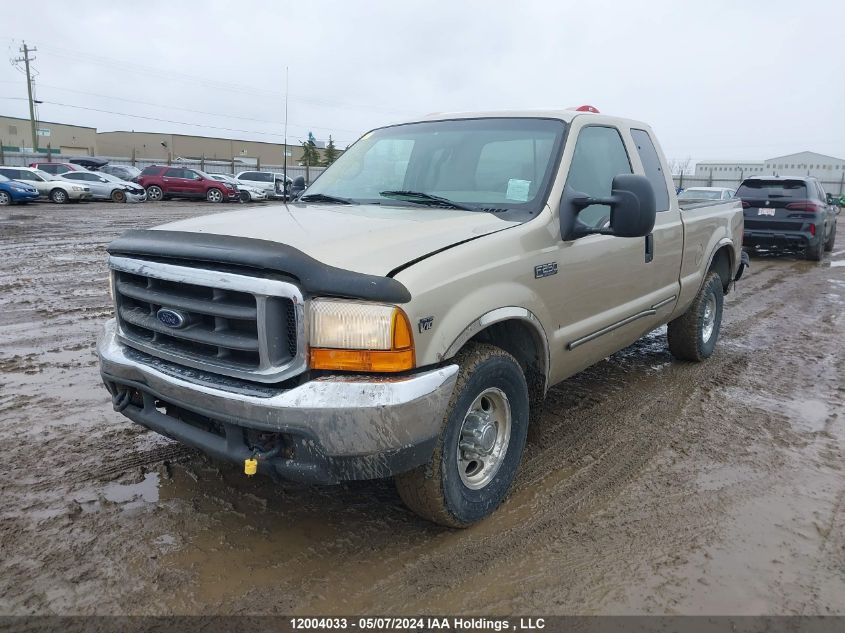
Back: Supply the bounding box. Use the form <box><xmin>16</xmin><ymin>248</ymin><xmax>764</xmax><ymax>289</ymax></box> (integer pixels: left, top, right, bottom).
<box><xmin>566</xmin><ymin>174</ymin><xmax>657</xmax><ymax>239</ymax></box>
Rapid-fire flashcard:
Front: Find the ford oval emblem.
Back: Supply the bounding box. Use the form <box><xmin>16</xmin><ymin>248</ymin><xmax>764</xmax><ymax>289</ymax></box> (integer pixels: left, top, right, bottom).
<box><xmin>156</xmin><ymin>307</ymin><xmax>187</xmax><ymax>329</ymax></box>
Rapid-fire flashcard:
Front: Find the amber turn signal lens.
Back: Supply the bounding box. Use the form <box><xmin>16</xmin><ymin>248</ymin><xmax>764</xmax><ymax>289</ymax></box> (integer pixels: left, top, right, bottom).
<box><xmin>310</xmin><ymin>348</ymin><xmax>415</xmax><ymax>372</ymax></box>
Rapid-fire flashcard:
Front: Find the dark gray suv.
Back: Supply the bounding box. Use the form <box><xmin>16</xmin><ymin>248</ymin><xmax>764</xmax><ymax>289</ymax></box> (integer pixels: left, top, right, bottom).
<box><xmin>738</xmin><ymin>176</ymin><xmax>838</xmax><ymax>260</ymax></box>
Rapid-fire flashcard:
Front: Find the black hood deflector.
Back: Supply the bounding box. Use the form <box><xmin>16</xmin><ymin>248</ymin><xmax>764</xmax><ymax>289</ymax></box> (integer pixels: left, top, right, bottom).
<box><xmin>107</xmin><ymin>230</ymin><xmax>412</xmax><ymax>304</ymax></box>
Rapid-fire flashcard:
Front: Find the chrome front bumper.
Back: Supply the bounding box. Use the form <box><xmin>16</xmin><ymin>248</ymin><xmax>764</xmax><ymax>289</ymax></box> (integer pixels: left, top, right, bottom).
<box><xmin>98</xmin><ymin>320</ymin><xmax>458</xmax><ymax>482</ymax></box>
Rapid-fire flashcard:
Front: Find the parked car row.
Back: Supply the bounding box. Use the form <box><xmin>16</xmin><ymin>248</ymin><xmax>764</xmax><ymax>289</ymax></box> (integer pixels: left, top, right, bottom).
<box><xmin>14</xmin><ymin>158</ymin><xmax>305</xmax><ymax>205</ymax></box>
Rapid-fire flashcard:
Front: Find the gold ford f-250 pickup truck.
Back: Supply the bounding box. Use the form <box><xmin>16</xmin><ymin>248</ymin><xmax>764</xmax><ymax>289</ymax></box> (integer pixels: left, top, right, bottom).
<box><xmin>98</xmin><ymin>108</ymin><xmax>748</xmax><ymax>526</ymax></box>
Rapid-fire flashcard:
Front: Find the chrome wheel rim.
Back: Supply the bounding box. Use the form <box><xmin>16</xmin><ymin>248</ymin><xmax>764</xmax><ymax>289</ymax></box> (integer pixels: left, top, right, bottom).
<box><xmin>54</xmin><ymin>190</ymin><xmax>66</xmax><ymax>202</ymax></box>
<box><xmin>702</xmin><ymin>293</ymin><xmax>717</xmax><ymax>343</ymax></box>
<box><xmin>457</xmin><ymin>387</ymin><xmax>511</xmax><ymax>490</ymax></box>
<box><xmin>208</xmin><ymin>189</ymin><xmax>222</xmax><ymax>202</ymax></box>
<box><xmin>148</xmin><ymin>187</ymin><xmax>161</xmax><ymax>201</ymax></box>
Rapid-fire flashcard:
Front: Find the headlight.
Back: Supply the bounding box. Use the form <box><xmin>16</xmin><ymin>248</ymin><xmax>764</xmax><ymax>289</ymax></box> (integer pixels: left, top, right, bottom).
<box><xmin>309</xmin><ymin>299</ymin><xmax>415</xmax><ymax>372</ymax></box>
<box><xmin>72</xmin><ymin>186</ymin><xmax>83</xmax><ymax>191</ymax></box>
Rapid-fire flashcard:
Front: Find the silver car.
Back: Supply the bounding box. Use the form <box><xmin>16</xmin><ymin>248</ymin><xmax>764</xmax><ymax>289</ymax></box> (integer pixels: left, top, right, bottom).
<box><xmin>61</xmin><ymin>171</ymin><xmax>147</xmax><ymax>203</ymax></box>
<box><xmin>209</xmin><ymin>174</ymin><xmax>267</xmax><ymax>202</ymax></box>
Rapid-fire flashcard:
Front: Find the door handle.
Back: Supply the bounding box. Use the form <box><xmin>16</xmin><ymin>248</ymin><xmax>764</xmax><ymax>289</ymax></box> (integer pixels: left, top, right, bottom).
<box><xmin>644</xmin><ymin>233</ymin><xmax>654</xmax><ymax>263</ymax></box>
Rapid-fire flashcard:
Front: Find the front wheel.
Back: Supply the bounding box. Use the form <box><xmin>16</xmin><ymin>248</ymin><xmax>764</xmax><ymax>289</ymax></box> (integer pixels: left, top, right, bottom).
<box><xmin>239</xmin><ymin>190</ymin><xmax>250</xmax><ymax>203</ymax></box>
<box><xmin>0</xmin><ymin>191</ymin><xmax>10</xmax><ymax>206</ymax></box>
<box><xmin>111</xmin><ymin>189</ymin><xmax>127</xmax><ymax>203</ymax></box>
<box><xmin>50</xmin><ymin>188</ymin><xmax>68</xmax><ymax>204</ymax></box>
<box><xmin>146</xmin><ymin>185</ymin><xmax>163</xmax><ymax>202</ymax></box>
<box><xmin>668</xmin><ymin>271</ymin><xmax>724</xmax><ymax>362</ymax></box>
<box><xmin>395</xmin><ymin>343</ymin><xmax>530</xmax><ymax>527</ymax></box>
<box><xmin>206</xmin><ymin>188</ymin><xmax>223</xmax><ymax>203</ymax></box>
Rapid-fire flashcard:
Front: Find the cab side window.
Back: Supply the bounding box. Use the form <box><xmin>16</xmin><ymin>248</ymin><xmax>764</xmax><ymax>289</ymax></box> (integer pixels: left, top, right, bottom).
<box><xmin>631</xmin><ymin>129</ymin><xmax>670</xmax><ymax>212</ymax></box>
<box><xmin>567</xmin><ymin>126</ymin><xmax>632</xmax><ymax>228</ymax></box>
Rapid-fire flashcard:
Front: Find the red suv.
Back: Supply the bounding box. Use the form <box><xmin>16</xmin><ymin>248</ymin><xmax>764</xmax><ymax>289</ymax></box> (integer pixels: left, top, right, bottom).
<box><xmin>137</xmin><ymin>165</ymin><xmax>238</xmax><ymax>203</ymax></box>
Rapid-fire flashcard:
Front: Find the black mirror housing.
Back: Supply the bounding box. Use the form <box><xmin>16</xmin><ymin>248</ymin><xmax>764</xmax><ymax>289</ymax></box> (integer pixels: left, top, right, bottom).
<box><xmin>567</xmin><ymin>174</ymin><xmax>657</xmax><ymax>239</ymax></box>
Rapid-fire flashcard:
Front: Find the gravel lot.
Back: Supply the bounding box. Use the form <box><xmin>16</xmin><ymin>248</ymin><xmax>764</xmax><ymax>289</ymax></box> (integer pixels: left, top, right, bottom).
<box><xmin>1</xmin><ymin>200</ymin><xmax>843</xmax><ymax>615</ymax></box>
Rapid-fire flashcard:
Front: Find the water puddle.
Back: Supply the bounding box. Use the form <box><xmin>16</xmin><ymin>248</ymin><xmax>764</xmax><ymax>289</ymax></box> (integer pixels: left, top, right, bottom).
<box><xmin>101</xmin><ymin>472</ymin><xmax>160</xmax><ymax>503</ymax></box>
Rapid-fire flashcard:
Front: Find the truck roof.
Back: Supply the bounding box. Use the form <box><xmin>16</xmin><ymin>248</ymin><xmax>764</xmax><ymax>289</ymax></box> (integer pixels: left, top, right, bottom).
<box><xmin>414</xmin><ymin>108</ymin><xmax>651</xmax><ymax>130</ymax></box>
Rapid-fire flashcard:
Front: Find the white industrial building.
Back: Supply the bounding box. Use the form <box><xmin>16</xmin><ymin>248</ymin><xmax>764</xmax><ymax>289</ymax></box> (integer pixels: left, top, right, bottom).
<box><xmin>694</xmin><ymin>151</ymin><xmax>845</xmax><ymax>181</ymax></box>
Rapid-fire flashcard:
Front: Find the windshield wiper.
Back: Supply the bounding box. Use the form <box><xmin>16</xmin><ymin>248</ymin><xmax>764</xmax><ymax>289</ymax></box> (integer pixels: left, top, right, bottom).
<box><xmin>379</xmin><ymin>190</ymin><xmax>477</xmax><ymax>212</ymax></box>
<box><xmin>298</xmin><ymin>193</ymin><xmax>355</xmax><ymax>205</ymax></box>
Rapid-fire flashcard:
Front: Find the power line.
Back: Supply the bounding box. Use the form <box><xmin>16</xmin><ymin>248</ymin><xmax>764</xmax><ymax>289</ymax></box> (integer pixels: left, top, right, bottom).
<box><xmin>30</xmin><ymin>82</ymin><xmax>364</xmax><ymax>136</ymax></box>
<box><xmin>34</xmin><ymin>99</ymin><xmax>356</xmax><ymax>146</ymax></box>
<box><xmin>34</xmin><ymin>42</ymin><xmax>415</xmax><ymax>117</ymax></box>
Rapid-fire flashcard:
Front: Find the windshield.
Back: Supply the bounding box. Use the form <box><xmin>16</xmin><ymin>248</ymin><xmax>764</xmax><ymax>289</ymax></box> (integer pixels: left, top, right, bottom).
<box><xmin>210</xmin><ymin>174</ymin><xmax>234</xmax><ymax>183</ymax></box>
<box><xmin>32</xmin><ymin>169</ymin><xmax>56</xmax><ymax>181</ymax></box>
<box><xmin>0</xmin><ymin>174</ymin><xmax>9</xmax><ymax>182</ymax></box>
<box><xmin>679</xmin><ymin>189</ymin><xmax>722</xmax><ymax>200</ymax></box>
<box><xmin>304</xmin><ymin>117</ymin><xmax>566</xmax><ymax>216</ymax></box>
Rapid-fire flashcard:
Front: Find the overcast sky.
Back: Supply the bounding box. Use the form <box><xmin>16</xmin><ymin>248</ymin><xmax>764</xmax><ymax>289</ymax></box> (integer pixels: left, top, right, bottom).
<box><xmin>2</xmin><ymin>0</ymin><xmax>843</xmax><ymax>165</ymax></box>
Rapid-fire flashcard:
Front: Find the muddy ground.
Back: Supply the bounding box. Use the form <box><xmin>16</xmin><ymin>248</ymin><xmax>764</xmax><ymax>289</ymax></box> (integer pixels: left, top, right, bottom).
<box><xmin>1</xmin><ymin>200</ymin><xmax>843</xmax><ymax>616</ymax></box>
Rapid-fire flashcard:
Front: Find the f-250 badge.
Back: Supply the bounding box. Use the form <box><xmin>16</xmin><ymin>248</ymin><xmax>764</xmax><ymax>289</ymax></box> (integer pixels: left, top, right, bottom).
<box><xmin>534</xmin><ymin>262</ymin><xmax>558</xmax><ymax>279</ymax></box>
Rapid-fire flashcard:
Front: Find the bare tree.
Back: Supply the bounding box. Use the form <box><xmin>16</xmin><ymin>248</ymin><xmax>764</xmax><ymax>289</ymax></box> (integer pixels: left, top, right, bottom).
<box><xmin>667</xmin><ymin>157</ymin><xmax>692</xmax><ymax>176</ymax></box>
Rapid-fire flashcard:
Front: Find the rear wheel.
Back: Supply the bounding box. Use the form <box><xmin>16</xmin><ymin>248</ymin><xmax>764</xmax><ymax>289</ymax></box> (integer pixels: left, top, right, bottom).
<box><xmin>239</xmin><ymin>190</ymin><xmax>250</xmax><ymax>203</ymax></box>
<box><xmin>806</xmin><ymin>236</ymin><xmax>824</xmax><ymax>261</ymax></box>
<box><xmin>206</xmin><ymin>188</ymin><xmax>223</xmax><ymax>203</ymax></box>
<box><xmin>0</xmin><ymin>191</ymin><xmax>10</xmax><ymax>206</ymax></box>
<box><xmin>824</xmin><ymin>221</ymin><xmax>836</xmax><ymax>252</ymax></box>
<box><xmin>50</xmin><ymin>188</ymin><xmax>68</xmax><ymax>204</ymax></box>
<box><xmin>668</xmin><ymin>271</ymin><xmax>724</xmax><ymax>362</ymax></box>
<box><xmin>111</xmin><ymin>189</ymin><xmax>126</xmax><ymax>203</ymax></box>
<box><xmin>395</xmin><ymin>343</ymin><xmax>529</xmax><ymax>527</ymax></box>
<box><xmin>146</xmin><ymin>185</ymin><xmax>163</xmax><ymax>202</ymax></box>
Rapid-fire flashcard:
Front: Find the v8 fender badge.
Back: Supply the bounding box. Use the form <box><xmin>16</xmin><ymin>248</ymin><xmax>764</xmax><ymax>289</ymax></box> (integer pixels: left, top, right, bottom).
<box><xmin>418</xmin><ymin>316</ymin><xmax>434</xmax><ymax>333</ymax></box>
<box><xmin>534</xmin><ymin>262</ymin><xmax>558</xmax><ymax>279</ymax></box>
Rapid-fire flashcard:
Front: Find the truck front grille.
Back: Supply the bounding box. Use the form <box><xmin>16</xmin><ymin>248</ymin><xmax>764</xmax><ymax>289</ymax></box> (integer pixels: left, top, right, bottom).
<box><xmin>110</xmin><ymin>256</ymin><xmax>306</xmax><ymax>383</ymax></box>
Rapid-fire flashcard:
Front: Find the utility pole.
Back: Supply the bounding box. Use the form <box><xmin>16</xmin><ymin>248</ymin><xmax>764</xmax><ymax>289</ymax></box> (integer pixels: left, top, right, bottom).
<box><xmin>13</xmin><ymin>42</ymin><xmax>39</xmax><ymax>153</ymax></box>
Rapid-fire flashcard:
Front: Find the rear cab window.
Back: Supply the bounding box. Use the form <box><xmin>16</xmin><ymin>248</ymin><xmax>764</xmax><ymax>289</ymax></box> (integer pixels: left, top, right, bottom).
<box><xmin>630</xmin><ymin>129</ymin><xmax>670</xmax><ymax>212</ymax></box>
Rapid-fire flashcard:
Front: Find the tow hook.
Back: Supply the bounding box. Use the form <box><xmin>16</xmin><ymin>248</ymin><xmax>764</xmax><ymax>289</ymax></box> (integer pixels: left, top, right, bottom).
<box><xmin>111</xmin><ymin>388</ymin><xmax>132</xmax><ymax>413</ymax></box>
<box><xmin>244</xmin><ymin>444</ymin><xmax>282</xmax><ymax>477</ymax></box>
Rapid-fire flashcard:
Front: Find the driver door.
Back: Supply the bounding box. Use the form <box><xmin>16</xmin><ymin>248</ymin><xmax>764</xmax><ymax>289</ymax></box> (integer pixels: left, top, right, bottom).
<box><xmin>547</xmin><ymin>122</ymin><xmax>681</xmax><ymax>382</ymax></box>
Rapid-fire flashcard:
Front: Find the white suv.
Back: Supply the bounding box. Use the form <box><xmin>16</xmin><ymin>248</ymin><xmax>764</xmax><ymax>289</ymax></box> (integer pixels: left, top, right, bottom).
<box><xmin>235</xmin><ymin>171</ymin><xmax>291</xmax><ymax>199</ymax></box>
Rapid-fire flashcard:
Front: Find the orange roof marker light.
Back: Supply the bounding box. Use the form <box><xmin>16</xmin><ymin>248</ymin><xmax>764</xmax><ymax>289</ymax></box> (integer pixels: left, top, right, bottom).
<box><xmin>568</xmin><ymin>105</ymin><xmax>600</xmax><ymax>113</ymax></box>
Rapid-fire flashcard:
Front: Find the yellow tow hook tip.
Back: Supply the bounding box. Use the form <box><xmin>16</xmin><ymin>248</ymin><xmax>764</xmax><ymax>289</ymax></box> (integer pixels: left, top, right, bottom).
<box><xmin>244</xmin><ymin>458</ymin><xmax>258</xmax><ymax>476</ymax></box>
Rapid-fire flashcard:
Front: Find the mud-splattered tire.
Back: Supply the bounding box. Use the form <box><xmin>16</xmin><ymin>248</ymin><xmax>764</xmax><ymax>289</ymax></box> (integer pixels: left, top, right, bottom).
<box><xmin>50</xmin><ymin>188</ymin><xmax>68</xmax><ymax>204</ymax></box>
<box><xmin>111</xmin><ymin>189</ymin><xmax>126</xmax><ymax>203</ymax></box>
<box><xmin>824</xmin><ymin>222</ymin><xmax>836</xmax><ymax>252</ymax></box>
<box><xmin>668</xmin><ymin>271</ymin><xmax>724</xmax><ymax>362</ymax></box>
<box><xmin>395</xmin><ymin>343</ymin><xmax>529</xmax><ymax>527</ymax></box>
<box><xmin>806</xmin><ymin>237</ymin><xmax>824</xmax><ymax>261</ymax></box>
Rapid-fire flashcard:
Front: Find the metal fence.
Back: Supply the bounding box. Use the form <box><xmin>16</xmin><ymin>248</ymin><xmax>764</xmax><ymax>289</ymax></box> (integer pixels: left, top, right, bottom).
<box><xmin>0</xmin><ymin>151</ymin><xmax>327</xmax><ymax>184</ymax></box>
<box><xmin>673</xmin><ymin>174</ymin><xmax>845</xmax><ymax>195</ymax></box>
<box><xmin>3</xmin><ymin>148</ymin><xmax>843</xmax><ymax>195</ymax></box>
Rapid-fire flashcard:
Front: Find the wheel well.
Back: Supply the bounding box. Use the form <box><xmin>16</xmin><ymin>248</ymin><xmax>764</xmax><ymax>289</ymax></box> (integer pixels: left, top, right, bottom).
<box><xmin>708</xmin><ymin>246</ymin><xmax>732</xmax><ymax>293</ymax></box>
<box><xmin>466</xmin><ymin>319</ymin><xmax>547</xmax><ymax>417</ymax></box>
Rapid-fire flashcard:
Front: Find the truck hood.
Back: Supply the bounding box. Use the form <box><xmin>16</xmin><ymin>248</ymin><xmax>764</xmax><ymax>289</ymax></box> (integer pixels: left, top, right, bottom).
<box><xmin>156</xmin><ymin>202</ymin><xmax>520</xmax><ymax>276</ymax></box>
